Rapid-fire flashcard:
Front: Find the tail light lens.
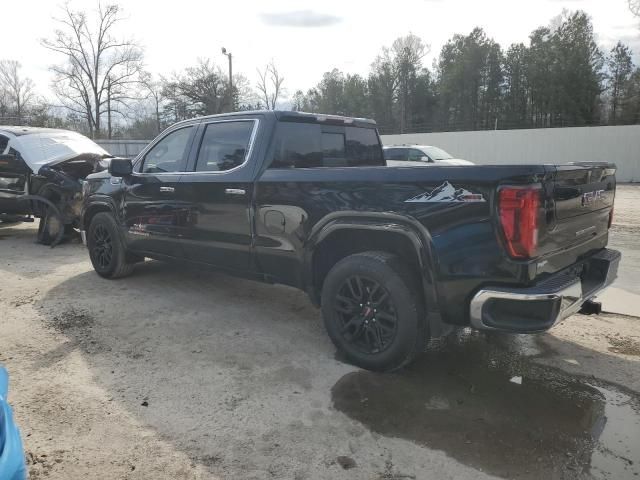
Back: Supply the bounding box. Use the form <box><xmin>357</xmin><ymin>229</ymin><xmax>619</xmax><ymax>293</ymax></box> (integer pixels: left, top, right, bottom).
<box><xmin>499</xmin><ymin>186</ymin><xmax>540</xmax><ymax>259</ymax></box>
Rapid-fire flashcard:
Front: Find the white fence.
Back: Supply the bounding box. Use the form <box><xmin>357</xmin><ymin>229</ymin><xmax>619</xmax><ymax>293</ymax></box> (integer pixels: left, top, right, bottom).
<box><xmin>381</xmin><ymin>125</ymin><xmax>640</xmax><ymax>182</ymax></box>
<box><xmin>95</xmin><ymin>139</ymin><xmax>149</xmax><ymax>158</ymax></box>
<box><xmin>95</xmin><ymin>125</ymin><xmax>640</xmax><ymax>182</ymax></box>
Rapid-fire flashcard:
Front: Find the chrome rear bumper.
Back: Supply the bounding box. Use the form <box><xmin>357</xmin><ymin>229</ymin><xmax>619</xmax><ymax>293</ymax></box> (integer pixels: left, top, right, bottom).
<box><xmin>469</xmin><ymin>249</ymin><xmax>620</xmax><ymax>333</ymax></box>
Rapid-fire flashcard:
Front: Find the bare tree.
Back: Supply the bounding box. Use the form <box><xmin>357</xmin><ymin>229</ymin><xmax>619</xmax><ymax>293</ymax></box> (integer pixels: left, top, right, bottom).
<box><xmin>0</xmin><ymin>60</ymin><xmax>36</xmax><ymax>122</ymax></box>
<box><xmin>391</xmin><ymin>34</ymin><xmax>428</xmax><ymax>133</ymax></box>
<box><xmin>140</xmin><ymin>72</ymin><xmax>165</xmax><ymax>134</ymax></box>
<box><xmin>370</xmin><ymin>34</ymin><xmax>429</xmax><ymax>133</ymax></box>
<box><xmin>630</xmin><ymin>0</ymin><xmax>640</xmax><ymax>17</ymax></box>
<box><xmin>0</xmin><ymin>86</ymin><xmax>11</xmax><ymax>118</ymax></box>
<box><xmin>256</xmin><ymin>61</ymin><xmax>285</xmax><ymax>110</ymax></box>
<box><xmin>42</xmin><ymin>3</ymin><xmax>144</xmax><ymax>138</ymax></box>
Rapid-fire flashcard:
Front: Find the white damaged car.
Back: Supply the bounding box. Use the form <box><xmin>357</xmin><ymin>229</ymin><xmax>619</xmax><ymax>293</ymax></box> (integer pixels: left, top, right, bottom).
<box><xmin>0</xmin><ymin>126</ymin><xmax>112</xmax><ymax>246</ymax></box>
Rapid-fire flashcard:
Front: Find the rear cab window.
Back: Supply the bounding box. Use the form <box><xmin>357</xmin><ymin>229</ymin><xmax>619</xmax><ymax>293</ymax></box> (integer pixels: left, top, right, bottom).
<box><xmin>269</xmin><ymin>122</ymin><xmax>384</xmax><ymax>169</ymax></box>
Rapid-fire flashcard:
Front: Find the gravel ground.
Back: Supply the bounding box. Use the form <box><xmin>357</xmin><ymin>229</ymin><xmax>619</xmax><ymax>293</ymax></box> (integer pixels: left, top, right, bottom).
<box><xmin>0</xmin><ymin>186</ymin><xmax>639</xmax><ymax>480</ymax></box>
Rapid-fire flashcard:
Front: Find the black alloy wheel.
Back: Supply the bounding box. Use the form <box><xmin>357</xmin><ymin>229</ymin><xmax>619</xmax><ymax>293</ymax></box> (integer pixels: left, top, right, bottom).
<box><xmin>87</xmin><ymin>212</ymin><xmax>135</xmax><ymax>279</ymax></box>
<box><xmin>92</xmin><ymin>224</ymin><xmax>113</xmax><ymax>269</ymax></box>
<box><xmin>334</xmin><ymin>275</ymin><xmax>398</xmax><ymax>354</ymax></box>
<box><xmin>321</xmin><ymin>251</ymin><xmax>426</xmax><ymax>372</ymax></box>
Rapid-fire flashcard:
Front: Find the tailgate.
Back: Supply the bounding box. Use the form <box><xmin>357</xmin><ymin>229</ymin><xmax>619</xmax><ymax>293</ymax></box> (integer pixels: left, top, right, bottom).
<box><xmin>553</xmin><ymin>164</ymin><xmax>615</xmax><ymax>220</ymax></box>
<box><xmin>537</xmin><ymin>163</ymin><xmax>615</xmax><ymax>264</ymax></box>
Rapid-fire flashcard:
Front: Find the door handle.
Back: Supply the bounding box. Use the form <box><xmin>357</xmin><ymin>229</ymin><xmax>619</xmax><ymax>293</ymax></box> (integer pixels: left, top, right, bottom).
<box><xmin>159</xmin><ymin>186</ymin><xmax>175</xmax><ymax>193</ymax></box>
<box><xmin>225</xmin><ymin>188</ymin><xmax>246</xmax><ymax>195</ymax></box>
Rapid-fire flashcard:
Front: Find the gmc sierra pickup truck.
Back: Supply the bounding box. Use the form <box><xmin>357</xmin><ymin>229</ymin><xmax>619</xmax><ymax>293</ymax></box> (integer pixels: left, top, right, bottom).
<box><xmin>80</xmin><ymin>111</ymin><xmax>620</xmax><ymax>371</ymax></box>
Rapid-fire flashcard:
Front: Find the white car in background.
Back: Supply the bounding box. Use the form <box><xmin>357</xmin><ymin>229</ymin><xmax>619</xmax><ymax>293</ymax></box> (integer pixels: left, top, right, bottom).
<box><xmin>383</xmin><ymin>145</ymin><xmax>474</xmax><ymax>166</ymax></box>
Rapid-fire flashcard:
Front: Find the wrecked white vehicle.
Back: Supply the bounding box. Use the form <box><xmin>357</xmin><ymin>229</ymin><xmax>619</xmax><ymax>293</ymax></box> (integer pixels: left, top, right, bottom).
<box><xmin>0</xmin><ymin>126</ymin><xmax>112</xmax><ymax>246</ymax></box>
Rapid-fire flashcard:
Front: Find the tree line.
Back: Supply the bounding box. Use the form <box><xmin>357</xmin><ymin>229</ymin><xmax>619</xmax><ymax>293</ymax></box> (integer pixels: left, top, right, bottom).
<box><xmin>293</xmin><ymin>11</ymin><xmax>640</xmax><ymax>133</ymax></box>
<box><xmin>0</xmin><ymin>4</ymin><xmax>639</xmax><ymax>138</ymax></box>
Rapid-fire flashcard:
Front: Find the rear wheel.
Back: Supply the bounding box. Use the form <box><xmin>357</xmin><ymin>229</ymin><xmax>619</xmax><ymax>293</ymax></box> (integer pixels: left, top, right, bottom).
<box><xmin>87</xmin><ymin>212</ymin><xmax>135</xmax><ymax>278</ymax></box>
<box><xmin>321</xmin><ymin>251</ymin><xmax>426</xmax><ymax>371</ymax></box>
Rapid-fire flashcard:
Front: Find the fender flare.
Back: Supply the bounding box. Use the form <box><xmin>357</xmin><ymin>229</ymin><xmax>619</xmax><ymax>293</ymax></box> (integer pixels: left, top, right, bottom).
<box><xmin>81</xmin><ymin>198</ymin><xmax>119</xmax><ymax>231</ymax></box>
<box><xmin>303</xmin><ymin>211</ymin><xmax>440</xmax><ymax>311</ymax></box>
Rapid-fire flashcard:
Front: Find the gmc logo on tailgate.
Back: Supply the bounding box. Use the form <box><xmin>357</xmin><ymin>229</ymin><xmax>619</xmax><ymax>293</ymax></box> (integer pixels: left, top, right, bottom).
<box><xmin>582</xmin><ymin>189</ymin><xmax>605</xmax><ymax>206</ymax></box>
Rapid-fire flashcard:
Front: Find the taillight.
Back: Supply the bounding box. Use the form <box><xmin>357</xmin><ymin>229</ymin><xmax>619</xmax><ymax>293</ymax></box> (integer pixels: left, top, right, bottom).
<box><xmin>498</xmin><ymin>186</ymin><xmax>540</xmax><ymax>259</ymax></box>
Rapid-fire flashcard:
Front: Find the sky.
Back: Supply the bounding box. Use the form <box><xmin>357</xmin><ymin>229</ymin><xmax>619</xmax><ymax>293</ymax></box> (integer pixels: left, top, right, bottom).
<box><xmin>2</xmin><ymin>0</ymin><xmax>639</xmax><ymax>102</ymax></box>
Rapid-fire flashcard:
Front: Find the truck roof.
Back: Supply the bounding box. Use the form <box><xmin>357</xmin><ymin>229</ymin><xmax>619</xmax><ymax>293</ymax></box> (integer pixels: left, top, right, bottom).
<box><xmin>173</xmin><ymin>110</ymin><xmax>378</xmax><ymax>129</ymax></box>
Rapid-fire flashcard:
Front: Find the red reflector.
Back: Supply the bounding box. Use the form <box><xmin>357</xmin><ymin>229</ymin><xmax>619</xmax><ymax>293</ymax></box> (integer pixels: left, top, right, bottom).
<box><xmin>499</xmin><ymin>187</ymin><xmax>540</xmax><ymax>259</ymax></box>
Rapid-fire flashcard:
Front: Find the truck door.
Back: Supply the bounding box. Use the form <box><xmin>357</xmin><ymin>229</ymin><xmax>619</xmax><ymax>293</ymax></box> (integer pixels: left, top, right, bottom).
<box><xmin>179</xmin><ymin>119</ymin><xmax>258</xmax><ymax>272</ymax></box>
<box><xmin>122</xmin><ymin>125</ymin><xmax>196</xmax><ymax>257</ymax></box>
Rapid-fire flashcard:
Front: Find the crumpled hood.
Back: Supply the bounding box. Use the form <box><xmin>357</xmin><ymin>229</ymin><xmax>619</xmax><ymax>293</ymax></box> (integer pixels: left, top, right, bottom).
<box><xmin>8</xmin><ymin>131</ymin><xmax>110</xmax><ymax>173</ymax></box>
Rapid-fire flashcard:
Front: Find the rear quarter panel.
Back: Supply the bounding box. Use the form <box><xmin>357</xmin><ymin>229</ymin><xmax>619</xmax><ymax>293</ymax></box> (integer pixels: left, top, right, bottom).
<box><xmin>254</xmin><ymin>164</ymin><xmax>548</xmax><ymax>325</ymax></box>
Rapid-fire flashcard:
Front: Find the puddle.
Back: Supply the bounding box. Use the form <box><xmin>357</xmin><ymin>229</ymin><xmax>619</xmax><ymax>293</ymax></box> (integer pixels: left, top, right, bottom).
<box><xmin>332</xmin><ymin>332</ymin><xmax>640</xmax><ymax>479</ymax></box>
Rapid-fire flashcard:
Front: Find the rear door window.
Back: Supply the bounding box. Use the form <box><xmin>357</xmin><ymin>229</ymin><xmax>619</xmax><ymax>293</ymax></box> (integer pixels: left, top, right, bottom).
<box><xmin>195</xmin><ymin>121</ymin><xmax>255</xmax><ymax>172</ymax></box>
<box><xmin>269</xmin><ymin>123</ymin><xmax>383</xmax><ymax>168</ymax></box>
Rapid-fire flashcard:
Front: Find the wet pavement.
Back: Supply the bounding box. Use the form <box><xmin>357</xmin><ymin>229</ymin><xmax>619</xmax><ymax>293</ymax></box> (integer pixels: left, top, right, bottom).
<box><xmin>332</xmin><ymin>331</ymin><xmax>640</xmax><ymax>479</ymax></box>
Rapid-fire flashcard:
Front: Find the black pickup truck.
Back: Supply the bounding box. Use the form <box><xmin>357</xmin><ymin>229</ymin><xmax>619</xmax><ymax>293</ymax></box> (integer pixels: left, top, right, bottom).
<box><xmin>80</xmin><ymin>111</ymin><xmax>620</xmax><ymax>371</ymax></box>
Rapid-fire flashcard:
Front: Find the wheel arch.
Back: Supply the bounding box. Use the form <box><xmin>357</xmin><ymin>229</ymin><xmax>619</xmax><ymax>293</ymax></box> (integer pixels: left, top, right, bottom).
<box><xmin>304</xmin><ymin>213</ymin><xmax>440</xmax><ymax>313</ymax></box>
<box><xmin>82</xmin><ymin>200</ymin><xmax>117</xmax><ymax>232</ymax></box>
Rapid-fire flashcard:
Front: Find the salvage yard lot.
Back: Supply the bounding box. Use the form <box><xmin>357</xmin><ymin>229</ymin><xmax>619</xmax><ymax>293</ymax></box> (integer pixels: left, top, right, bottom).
<box><xmin>1</xmin><ymin>186</ymin><xmax>639</xmax><ymax>480</ymax></box>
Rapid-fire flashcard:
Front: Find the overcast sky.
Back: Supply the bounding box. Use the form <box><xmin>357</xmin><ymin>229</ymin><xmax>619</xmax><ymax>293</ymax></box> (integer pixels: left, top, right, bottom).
<box><xmin>3</xmin><ymin>0</ymin><xmax>639</xmax><ymax>101</ymax></box>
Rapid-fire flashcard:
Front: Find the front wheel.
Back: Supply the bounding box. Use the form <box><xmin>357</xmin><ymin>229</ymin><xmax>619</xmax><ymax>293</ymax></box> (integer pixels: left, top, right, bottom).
<box><xmin>321</xmin><ymin>251</ymin><xmax>426</xmax><ymax>371</ymax></box>
<box><xmin>87</xmin><ymin>212</ymin><xmax>135</xmax><ymax>279</ymax></box>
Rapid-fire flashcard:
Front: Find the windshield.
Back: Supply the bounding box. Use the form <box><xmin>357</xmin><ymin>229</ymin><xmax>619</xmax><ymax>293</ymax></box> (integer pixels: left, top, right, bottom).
<box><xmin>422</xmin><ymin>146</ymin><xmax>453</xmax><ymax>160</ymax></box>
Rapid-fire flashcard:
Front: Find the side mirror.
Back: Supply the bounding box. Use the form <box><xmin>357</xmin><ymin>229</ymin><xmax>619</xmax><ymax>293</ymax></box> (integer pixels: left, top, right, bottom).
<box><xmin>108</xmin><ymin>158</ymin><xmax>133</xmax><ymax>177</ymax></box>
<box><xmin>419</xmin><ymin>156</ymin><xmax>432</xmax><ymax>163</ymax></box>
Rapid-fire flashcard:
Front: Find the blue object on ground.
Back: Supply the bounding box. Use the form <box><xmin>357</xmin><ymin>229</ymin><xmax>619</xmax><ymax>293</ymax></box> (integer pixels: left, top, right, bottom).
<box><xmin>0</xmin><ymin>366</ymin><xmax>27</xmax><ymax>480</ymax></box>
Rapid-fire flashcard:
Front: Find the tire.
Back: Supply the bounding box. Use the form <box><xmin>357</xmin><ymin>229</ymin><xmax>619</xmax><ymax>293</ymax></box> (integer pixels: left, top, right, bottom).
<box><xmin>87</xmin><ymin>212</ymin><xmax>135</xmax><ymax>279</ymax></box>
<box><xmin>321</xmin><ymin>251</ymin><xmax>426</xmax><ymax>372</ymax></box>
<box><xmin>37</xmin><ymin>207</ymin><xmax>63</xmax><ymax>246</ymax></box>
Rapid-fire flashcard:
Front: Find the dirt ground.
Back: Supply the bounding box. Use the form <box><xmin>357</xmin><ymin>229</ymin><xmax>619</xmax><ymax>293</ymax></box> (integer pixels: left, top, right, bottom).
<box><xmin>1</xmin><ymin>186</ymin><xmax>639</xmax><ymax>480</ymax></box>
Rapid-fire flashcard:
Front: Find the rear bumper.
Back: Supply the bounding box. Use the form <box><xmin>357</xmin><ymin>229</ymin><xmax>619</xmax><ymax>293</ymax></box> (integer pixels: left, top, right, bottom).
<box><xmin>469</xmin><ymin>248</ymin><xmax>620</xmax><ymax>333</ymax></box>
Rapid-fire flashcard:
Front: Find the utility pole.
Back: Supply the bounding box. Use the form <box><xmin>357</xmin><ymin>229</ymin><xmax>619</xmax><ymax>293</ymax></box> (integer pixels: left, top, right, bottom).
<box><xmin>222</xmin><ymin>47</ymin><xmax>233</xmax><ymax>110</ymax></box>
